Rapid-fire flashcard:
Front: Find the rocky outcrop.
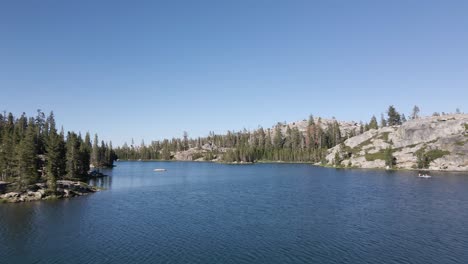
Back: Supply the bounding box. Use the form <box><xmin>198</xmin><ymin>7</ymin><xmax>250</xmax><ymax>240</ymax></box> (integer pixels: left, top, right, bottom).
<box><xmin>326</xmin><ymin>114</ymin><xmax>468</xmax><ymax>171</ymax></box>
<box><xmin>0</xmin><ymin>181</ymin><xmax>98</xmax><ymax>203</ymax></box>
<box><xmin>173</xmin><ymin>143</ymin><xmax>229</xmax><ymax>161</ymax></box>
<box><xmin>171</xmin><ymin>117</ymin><xmax>362</xmax><ymax>162</ymax></box>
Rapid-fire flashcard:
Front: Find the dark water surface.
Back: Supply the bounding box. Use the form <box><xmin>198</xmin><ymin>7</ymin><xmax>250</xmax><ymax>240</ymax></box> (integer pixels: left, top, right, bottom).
<box><xmin>1</xmin><ymin>161</ymin><xmax>468</xmax><ymax>264</ymax></box>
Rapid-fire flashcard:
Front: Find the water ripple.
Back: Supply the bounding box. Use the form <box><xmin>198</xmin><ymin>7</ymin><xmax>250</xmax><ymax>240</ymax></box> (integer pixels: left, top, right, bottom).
<box><xmin>1</xmin><ymin>162</ymin><xmax>468</xmax><ymax>263</ymax></box>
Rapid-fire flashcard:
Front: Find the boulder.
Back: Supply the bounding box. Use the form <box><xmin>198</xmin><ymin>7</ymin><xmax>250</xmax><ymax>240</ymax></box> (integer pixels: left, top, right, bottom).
<box><xmin>3</xmin><ymin>192</ymin><xmax>20</xmax><ymax>199</ymax></box>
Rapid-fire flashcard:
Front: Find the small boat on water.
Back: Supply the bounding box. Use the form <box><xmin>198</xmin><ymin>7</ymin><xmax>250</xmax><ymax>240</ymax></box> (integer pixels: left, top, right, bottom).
<box><xmin>418</xmin><ymin>174</ymin><xmax>432</xmax><ymax>178</ymax></box>
<box><xmin>153</xmin><ymin>168</ymin><xmax>167</xmax><ymax>172</ymax></box>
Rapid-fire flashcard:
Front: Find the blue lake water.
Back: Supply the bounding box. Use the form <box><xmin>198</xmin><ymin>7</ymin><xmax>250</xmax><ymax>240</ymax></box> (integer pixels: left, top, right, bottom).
<box><xmin>1</xmin><ymin>161</ymin><xmax>468</xmax><ymax>264</ymax></box>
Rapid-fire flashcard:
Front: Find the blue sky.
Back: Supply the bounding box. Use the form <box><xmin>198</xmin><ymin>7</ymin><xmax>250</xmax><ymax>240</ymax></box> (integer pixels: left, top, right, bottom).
<box><xmin>1</xmin><ymin>0</ymin><xmax>467</xmax><ymax>146</ymax></box>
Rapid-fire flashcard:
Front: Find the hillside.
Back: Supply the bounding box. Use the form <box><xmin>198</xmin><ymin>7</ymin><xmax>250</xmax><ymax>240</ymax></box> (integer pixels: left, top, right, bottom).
<box><xmin>117</xmin><ymin>113</ymin><xmax>467</xmax><ymax>170</ymax></box>
<box><xmin>325</xmin><ymin>114</ymin><xmax>468</xmax><ymax>171</ymax></box>
<box><xmin>171</xmin><ymin>117</ymin><xmax>361</xmax><ymax>162</ymax></box>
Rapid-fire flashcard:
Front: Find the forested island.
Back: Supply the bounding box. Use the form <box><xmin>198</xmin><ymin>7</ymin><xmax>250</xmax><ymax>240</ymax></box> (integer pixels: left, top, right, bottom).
<box><xmin>0</xmin><ymin>111</ymin><xmax>116</xmax><ymax>202</ymax></box>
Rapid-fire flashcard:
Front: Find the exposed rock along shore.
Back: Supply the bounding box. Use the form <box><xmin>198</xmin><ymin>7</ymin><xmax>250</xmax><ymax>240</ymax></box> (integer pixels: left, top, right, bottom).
<box><xmin>0</xmin><ymin>180</ymin><xmax>98</xmax><ymax>203</ymax></box>
<box><xmin>326</xmin><ymin>114</ymin><xmax>468</xmax><ymax>171</ymax></box>
<box><xmin>152</xmin><ymin>114</ymin><xmax>468</xmax><ymax>171</ymax></box>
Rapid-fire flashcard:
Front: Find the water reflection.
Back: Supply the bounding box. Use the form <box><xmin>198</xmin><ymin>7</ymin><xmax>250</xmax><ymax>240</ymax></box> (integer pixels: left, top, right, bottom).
<box><xmin>88</xmin><ymin>175</ymin><xmax>112</xmax><ymax>190</ymax></box>
<box><xmin>87</xmin><ymin>167</ymin><xmax>114</xmax><ymax>189</ymax></box>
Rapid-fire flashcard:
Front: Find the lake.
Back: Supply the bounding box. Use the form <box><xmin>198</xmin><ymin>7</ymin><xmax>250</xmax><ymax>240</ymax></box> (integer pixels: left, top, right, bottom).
<box><xmin>1</xmin><ymin>161</ymin><xmax>468</xmax><ymax>264</ymax></box>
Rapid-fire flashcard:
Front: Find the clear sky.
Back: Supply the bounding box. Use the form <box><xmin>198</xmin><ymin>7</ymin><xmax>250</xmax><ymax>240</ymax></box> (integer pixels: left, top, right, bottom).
<box><xmin>1</xmin><ymin>0</ymin><xmax>467</xmax><ymax>146</ymax></box>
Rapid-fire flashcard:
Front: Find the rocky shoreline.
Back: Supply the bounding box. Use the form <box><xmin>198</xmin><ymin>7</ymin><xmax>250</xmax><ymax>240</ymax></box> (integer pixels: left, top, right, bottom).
<box><xmin>0</xmin><ymin>180</ymin><xmax>98</xmax><ymax>203</ymax></box>
<box><xmin>326</xmin><ymin>114</ymin><xmax>468</xmax><ymax>171</ymax></box>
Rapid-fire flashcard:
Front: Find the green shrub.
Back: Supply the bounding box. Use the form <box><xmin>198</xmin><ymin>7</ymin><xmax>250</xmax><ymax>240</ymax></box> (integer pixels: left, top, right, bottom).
<box><xmin>364</xmin><ymin>147</ymin><xmax>396</xmax><ymax>168</ymax></box>
<box><xmin>204</xmin><ymin>151</ymin><xmax>216</xmax><ymax>161</ymax></box>
<box><xmin>349</xmin><ymin>137</ymin><xmax>375</xmax><ymax>156</ymax></box>
<box><xmin>425</xmin><ymin>149</ymin><xmax>450</xmax><ymax>161</ymax></box>
<box><xmin>191</xmin><ymin>153</ymin><xmax>204</xmax><ymax>160</ymax></box>
<box><xmin>365</xmin><ymin>150</ymin><xmax>387</xmax><ymax>161</ymax></box>
<box><xmin>415</xmin><ymin>148</ymin><xmax>450</xmax><ymax>169</ymax></box>
<box><xmin>379</xmin><ymin>132</ymin><xmax>390</xmax><ymax>142</ymax></box>
<box><xmin>334</xmin><ymin>152</ymin><xmax>343</xmax><ymax>167</ymax></box>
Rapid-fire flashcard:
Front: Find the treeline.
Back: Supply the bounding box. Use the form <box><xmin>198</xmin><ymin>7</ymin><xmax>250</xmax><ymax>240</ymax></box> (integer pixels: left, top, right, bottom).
<box><xmin>0</xmin><ymin>110</ymin><xmax>116</xmax><ymax>191</ymax></box>
<box><xmin>114</xmin><ymin>105</ymin><xmax>433</xmax><ymax>164</ymax></box>
<box><xmin>221</xmin><ymin>117</ymin><xmax>343</xmax><ymax>163</ymax></box>
<box><xmin>360</xmin><ymin>105</ymin><xmax>463</xmax><ymax>132</ymax></box>
<box><xmin>114</xmin><ymin>132</ymin><xmax>190</xmax><ymax>160</ymax></box>
<box><xmin>114</xmin><ymin>116</ymin><xmax>344</xmax><ymax>163</ymax></box>
<box><xmin>360</xmin><ymin>105</ymin><xmax>406</xmax><ymax>132</ymax></box>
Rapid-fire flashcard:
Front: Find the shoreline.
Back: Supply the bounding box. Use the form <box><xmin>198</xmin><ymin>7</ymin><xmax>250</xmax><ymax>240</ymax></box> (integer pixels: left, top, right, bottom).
<box><xmin>116</xmin><ymin>159</ymin><xmax>468</xmax><ymax>173</ymax></box>
<box><xmin>0</xmin><ymin>180</ymin><xmax>100</xmax><ymax>204</ymax></box>
<box><xmin>117</xmin><ymin>160</ymin><xmax>468</xmax><ymax>173</ymax></box>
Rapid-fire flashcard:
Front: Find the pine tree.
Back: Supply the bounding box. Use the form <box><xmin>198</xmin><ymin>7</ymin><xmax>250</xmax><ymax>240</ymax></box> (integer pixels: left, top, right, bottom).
<box><xmin>45</xmin><ymin>112</ymin><xmax>66</xmax><ymax>190</ymax></box>
<box><xmin>369</xmin><ymin>115</ymin><xmax>378</xmax><ymax>130</ymax></box>
<box><xmin>359</xmin><ymin>121</ymin><xmax>364</xmax><ymax>134</ymax></box>
<box><xmin>291</xmin><ymin>127</ymin><xmax>302</xmax><ymax>150</ymax></box>
<box><xmin>15</xmin><ymin>119</ymin><xmax>39</xmax><ymax>189</ymax></box>
<box><xmin>107</xmin><ymin>141</ymin><xmax>116</xmax><ymax>166</ymax></box>
<box><xmin>78</xmin><ymin>134</ymin><xmax>91</xmax><ymax>176</ymax></box>
<box><xmin>183</xmin><ymin>131</ymin><xmax>189</xmax><ymax>150</ymax></box>
<box><xmin>387</xmin><ymin>105</ymin><xmax>402</xmax><ymax>126</ymax></box>
<box><xmin>257</xmin><ymin>127</ymin><xmax>266</xmax><ymax>150</ymax></box>
<box><xmin>66</xmin><ymin>132</ymin><xmax>80</xmax><ymax>179</ymax></box>
<box><xmin>401</xmin><ymin>114</ymin><xmax>407</xmax><ymax>123</ymax></box>
<box><xmin>306</xmin><ymin>115</ymin><xmax>315</xmax><ymax>149</ymax></box>
<box><xmin>273</xmin><ymin>124</ymin><xmax>283</xmax><ymax>149</ymax></box>
<box><xmin>265</xmin><ymin>129</ymin><xmax>272</xmax><ymax>151</ymax></box>
<box><xmin>411</xmin><ymin>105</ymin><xmax>420</xmax><ymax>119</ymax></box>
<box><xmin>332</xmin><ymin>120</ymin><xmax>341</xmax><ymax>147</ymax></box>
<box><xmin>316</xmin><ymin>118</ymin><xmax>324</xmax><ymax>150</ymax></box>
<box><xmin>284</xmin><ymin>126</ymin><xmax>292</xmax><ymax>149</ymax></box>
<box><xmin>16</xmin><ymin>113</ymin><xmax>28</xmax><ymax>139</ymax></box>
<box><xmin>91</xmin><ymin>134</ymin><xmax>99</xmax><ymax>167</ymax></box>
<box><xmin>34</xmin><ymin>110</ymin><xmax>46</xmax><ymax>154</ymax></box>
<box><xmin>161</xmin><ymin>147</ymin><xmax>171</xmax><ymax>160</ymax></box>
<box><xmin>0</xmin><ymin>113</ymin><xmax>15</xmax><ymax>180</ymax></box>
<box><xmin>80</xmin><ymin>132</ymin><xmax>93</xmax><ymax>171</ymax></box>
<box><xmin>99</xmin><ymin>140</ymin><xmax>106</xmax><ymax>166</ymax></box>
<box><xmin>380</xmin><ymin>113</ymin><xmax>387</xmax><ymax>127</ymax></box>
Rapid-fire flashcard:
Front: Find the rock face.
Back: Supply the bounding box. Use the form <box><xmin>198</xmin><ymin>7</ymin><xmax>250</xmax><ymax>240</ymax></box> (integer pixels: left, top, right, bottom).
<box><xmin>173</xmin><ymin>143</ymin><xmax>229</xmax><ymax>161</ymax></box>
<box><xmin>0</xmin><ymin>181</ymin><xmax>97</xmax><ymax>203</ymax></box>
<box><xmin>326</xmin><ymin>114</ymin><xmax>468</xmax><ymax>171</ymax></box>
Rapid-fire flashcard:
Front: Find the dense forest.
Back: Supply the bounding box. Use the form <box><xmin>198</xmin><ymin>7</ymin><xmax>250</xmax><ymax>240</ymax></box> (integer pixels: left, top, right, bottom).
<box><xmin>0</xmin><ymin>110</ymin><xmax>116</xmax><ymax>192</ymax></box>
<box><xmin>115</xmin><ymin>117</ymin><xmax>342</xmax><ymax>163</ymax></box>
<box><xmin>114</xmin><ymin>105</ymin><xmax>419</xmax><ymax>163</ymax></box>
